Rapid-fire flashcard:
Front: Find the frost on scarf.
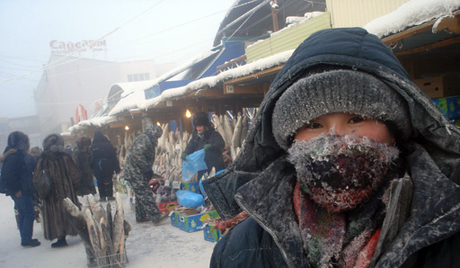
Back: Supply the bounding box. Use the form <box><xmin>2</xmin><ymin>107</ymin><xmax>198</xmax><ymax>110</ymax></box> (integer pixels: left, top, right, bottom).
<box><xmin>288</xmin><ymin>133</ymin><xmax>399</xmax><ymax>212</ymax></box>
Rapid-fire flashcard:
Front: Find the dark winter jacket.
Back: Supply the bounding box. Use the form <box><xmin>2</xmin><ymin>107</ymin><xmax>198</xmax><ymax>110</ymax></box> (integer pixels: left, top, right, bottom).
<box><xmin>0</xmin><ymin>150</ymin><xmax>35</xmax><ymax>196</ymax></box>
<box><xmin>205</xmin><ymin>28</ymin><xmax>460</xmax><ymax>267</ymax></box>
<box><xmin>184</xmin><ymin>127</ymin><xmax>226</xmax><ymax>173</ymax></box>
<box><xmin>73</xmin><ymin>147</ymin><xmax>96</xmax><ymax>196</ymax></box>
<box><xmin>90</xmin><ymin>131</ymin><xmax>120</xmax><ymax>178</ymax></box>
<box><xmin>34</xmin><ymin>150</ymin><xmax>80</xmax><ymax>240</ymax></box>
<box><xmin>0</xmin><ymin>132</ymin><xmax>36</xmax><ymax>197</ymax></box>
<box><xmin>124</xmin><ymin>126</ymin><xmax>163</xmax><ymax>182</ymax></box>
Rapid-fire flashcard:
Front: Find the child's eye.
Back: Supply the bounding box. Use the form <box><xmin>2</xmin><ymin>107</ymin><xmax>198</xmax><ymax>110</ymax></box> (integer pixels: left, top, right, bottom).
<box><xmin>304</xmin><ymin>122</ymin><xmax>322</xmax><ymax>129</ymax></box>
<box><xmin>349</xmin><ymin>116</ymin><xmax>365</xmax><ymax>124</ymax></box>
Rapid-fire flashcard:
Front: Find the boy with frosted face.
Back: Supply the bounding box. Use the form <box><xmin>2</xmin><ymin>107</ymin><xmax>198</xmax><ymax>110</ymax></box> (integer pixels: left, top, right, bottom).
<box><xmin>205</xmin><ymin>28</ymin><xmax>460</xmax><ymax>268</ymax></box>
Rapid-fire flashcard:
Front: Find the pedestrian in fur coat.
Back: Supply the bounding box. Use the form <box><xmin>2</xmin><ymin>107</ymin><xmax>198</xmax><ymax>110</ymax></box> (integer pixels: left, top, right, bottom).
<box><xmin>33</xmin><ymin>134</ymin><xmax>80</xmax><ymax>248</ymax></box>
<box><xmin>73</xmin><ymin>136</ymin><xmax>96</xmax><ymax>196</ymax></box>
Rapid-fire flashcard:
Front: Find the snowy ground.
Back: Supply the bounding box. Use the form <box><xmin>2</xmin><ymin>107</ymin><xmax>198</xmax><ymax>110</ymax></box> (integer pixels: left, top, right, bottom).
<box><xmin>0</xmin><ymin>194</ymin><xmax>216</xmax><ymax>268</ymax></box>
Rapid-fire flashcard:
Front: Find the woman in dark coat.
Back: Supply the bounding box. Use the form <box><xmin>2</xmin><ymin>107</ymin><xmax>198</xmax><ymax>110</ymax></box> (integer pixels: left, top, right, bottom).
<box><xmin>73</xmin><ymin>136</ymin><xmax>96</xmax><ymax>196</ymax></box>
<box><xmin>205</xmin><ymin>28</ymin><xmax>460</xmax><ymax>268</ymax></box>
<box><xmin>1</xmin><ymin>131</ymin><xmax>40</xmax><ymax>247</ymax></box>
<box><xmin>90</xmin><ymin>131</ymin><xmax>120</xmax><ymax>201</ymax></box>
<box><xmin>33</xmin><ymin>134</ymin><xmax>80</xmax><ymax>248</ymax></box>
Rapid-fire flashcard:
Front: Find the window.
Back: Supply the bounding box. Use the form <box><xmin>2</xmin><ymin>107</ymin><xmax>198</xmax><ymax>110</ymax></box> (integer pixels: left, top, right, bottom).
<box><xmin>127</xmin><ymin>73</ymin><xmax>150</xmax><ymax>82</ymax></box>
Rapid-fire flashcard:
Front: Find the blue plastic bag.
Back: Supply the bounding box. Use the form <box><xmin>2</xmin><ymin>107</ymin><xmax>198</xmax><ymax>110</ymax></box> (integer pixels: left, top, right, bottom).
<box><xmin>182</xmin><ymin>149</ymin><xmax>207</xmax><ymax>182</ymax></box>
<box><xmin>176</xmin><ymin>190</ymin><xmax>205</xmax><ymax>208</ymax></box>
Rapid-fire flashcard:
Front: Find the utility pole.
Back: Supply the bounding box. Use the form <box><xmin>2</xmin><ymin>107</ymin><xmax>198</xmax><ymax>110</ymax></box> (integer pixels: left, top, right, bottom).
<box><xmin>271</xmin><ymin>0</ymin><xmax>279</xmax><ymax>32</ymax></box>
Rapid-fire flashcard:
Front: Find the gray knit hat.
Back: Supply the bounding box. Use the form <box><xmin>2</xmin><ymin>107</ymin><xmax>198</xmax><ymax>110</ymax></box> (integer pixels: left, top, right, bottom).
<box><xmin>272</xmin><ymin>70</ymin><xmax>412</xmax><ymax>150</ymax></box>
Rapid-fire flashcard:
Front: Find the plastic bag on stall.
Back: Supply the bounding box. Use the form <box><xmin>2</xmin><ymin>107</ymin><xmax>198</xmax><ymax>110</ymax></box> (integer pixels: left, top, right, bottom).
<box><xmin>182</xmin><ymin>149</ymin><xmax>207</xmax><ymax>182</ymax></box>
<box><xmin>176</xmin><ymin>190</ymin><xmax>205</xmax><ymax>208</ymax></box>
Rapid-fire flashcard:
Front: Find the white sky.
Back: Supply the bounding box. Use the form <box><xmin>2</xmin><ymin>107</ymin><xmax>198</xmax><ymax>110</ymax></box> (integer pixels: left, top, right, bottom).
<box><xmin>0</xmin><ymin>0</ymin><xmax>235</xmax><ymax>118</ymax></box>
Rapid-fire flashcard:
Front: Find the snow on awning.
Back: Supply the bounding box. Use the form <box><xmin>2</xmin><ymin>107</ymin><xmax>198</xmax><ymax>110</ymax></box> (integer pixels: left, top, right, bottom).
<box><xmin>107</xmin><ymin>50</ymin><xmax>219</xmax><ymax>117</ymax></box>
<box><xmin>139</xmin><ymin>49</ymin><xmax>294</xmax><ymax>109</ymax></box>
<box><xmin>108</xmin><ymin>80</ymin><xmax>159</xmax><ymax>116</ymax></box>
<box><xmin>364</xmin><ymin>0</ymin><xmax>460</xmax><ymax>38</ymax></box>
<box><xmin>70</xmin><ymin>43</ymin><xmax>293</xmax><ymax>131</ymax></box>
<box><xmin>68</xmin><ymin>115</ymin><xmax>118</xmax><ymax>132</ymax></box>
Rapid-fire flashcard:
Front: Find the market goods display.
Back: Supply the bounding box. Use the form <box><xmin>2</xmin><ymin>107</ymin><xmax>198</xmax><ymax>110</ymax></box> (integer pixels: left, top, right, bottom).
<box><xmin>63</xmin><ymin>194</ymin><xmax>131</xmax><ymax>268</ymax></box>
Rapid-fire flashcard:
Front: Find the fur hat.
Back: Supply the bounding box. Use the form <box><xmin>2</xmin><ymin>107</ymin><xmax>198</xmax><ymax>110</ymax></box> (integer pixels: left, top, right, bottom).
<box><xmin>7</xmin><ymin>131</ymin><xmax>29</xmax><ymax>152</ymax></box>
<box><xmin>30</xmin><ymin>146</ymin><xmax>42</xmax><ymax>157</ymax></box>
<box><xmin>193</xmin><ymin>112</ymin><xmax>210</xmax><ymax>127</ymax></box>
<box><xmin>272</xmin><ymin>70</ymin><xmax>412</xmax><ymax>150</ymax></box>
<box><xmin>43</xmin><ymin>134</ymin><xmax>65</xmax><ymax>152</ymax></box>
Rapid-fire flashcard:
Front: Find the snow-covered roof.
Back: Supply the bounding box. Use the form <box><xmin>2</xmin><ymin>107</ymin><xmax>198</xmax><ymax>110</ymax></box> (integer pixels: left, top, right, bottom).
<box><xmin>364</xmin><ymin>0</ymin><xmax>460</xmax><ymax>38</ymax></box>
<box><xmin>108</xmin><ymin>50</ymin><xmax>219</xmax><ymax>116</ymax></box>
<box><xmin>70</xmin><ymin>0</ymin><xmax>460</xmax><ymax>133</ymax></box>
<box><xmin>107</xmin><ymin>80</ymin><xmax>158</xmax><ymax>116</ymax></box>
<box><xmin>68</xmin><ymin>49</ymin><xmax>226</xmax><ymax>132</ymax></box>
<box><xmin>138</xmin><ymin>49</ymin><xmax>293</xmax><ymax>109</ymax></box>
<box><xmin>68</xmin><ymin>115</ymin><xmax>117</xmax><ymax>132</ymax></box>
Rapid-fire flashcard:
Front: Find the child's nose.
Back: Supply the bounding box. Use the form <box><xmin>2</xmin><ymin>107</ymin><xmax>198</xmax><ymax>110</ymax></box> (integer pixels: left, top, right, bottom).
<box><xmin>328</xmin><ymin>123</ymin><xmax>348</xmax><ymax>136</ymax></box>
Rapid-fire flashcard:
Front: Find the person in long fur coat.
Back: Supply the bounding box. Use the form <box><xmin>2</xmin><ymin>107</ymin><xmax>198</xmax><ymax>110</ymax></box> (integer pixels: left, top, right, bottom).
<box><xmin>33</xmin><ymin>134</ymin><xmax>80</xmax><ymax>248</ymax></box>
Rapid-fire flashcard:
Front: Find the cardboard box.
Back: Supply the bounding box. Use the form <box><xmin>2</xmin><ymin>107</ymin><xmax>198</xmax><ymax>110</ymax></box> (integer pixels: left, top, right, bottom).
<box><xmin>452</xmin><ymin>118</ymin><xmax>460</xmax><ymax>127</ymax></box>
<box><xmin>178</xmin><ymin>211</ymin><xmax>219</xmax><ymax>233</ymax></box>
<box><xmin>203</xmin><ymin>223</ymin><xmax>226</xmax><ymax>243</ymax></box>
<box><xmin>157</xmin><ymin>201</ymin><xmax>178</xmax><ymax>214</ymax></box>
<box><xmin>414</xmin><ymin>76</ymin><xmax>460</xmax><ymax>98</ymax></box>
<box><xmin>432</xmin><ymin>96</ymin><xmax>460</xmax><ymax>119</ymax></box>
<box><xmin>170</xmin><ymin>211</ymin><xmax>179</xmax><ymax>227</ymax></box>
<box><xmin>180</xmin><ymin>182</ymin><xmax>201</xmax><ymax>194</ymax></box>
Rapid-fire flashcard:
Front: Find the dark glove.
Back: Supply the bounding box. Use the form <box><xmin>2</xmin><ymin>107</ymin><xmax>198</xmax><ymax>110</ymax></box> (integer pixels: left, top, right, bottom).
<box><xmin>181</xmin><ymin>152</ymin><xmax>187</xmax><ymax>161</ymax></box>
<box><xmin>203</xmin><ymin>144</ymin><xmax>212</xmax><ymax>151</ymax></box>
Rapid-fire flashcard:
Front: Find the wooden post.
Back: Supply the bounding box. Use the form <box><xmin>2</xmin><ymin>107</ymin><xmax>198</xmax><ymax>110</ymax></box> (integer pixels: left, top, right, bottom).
<box><xmin>271</xmin><ymin>1</ymin><xmax>279</xmax><ymax>32</ymax></box>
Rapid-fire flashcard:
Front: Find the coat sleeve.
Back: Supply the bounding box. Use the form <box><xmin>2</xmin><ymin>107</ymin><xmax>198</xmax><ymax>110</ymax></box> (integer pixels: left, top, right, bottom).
<box><xmin>20</xmin><ymin>154</ymin><xmax>36</xmax><ymax>196</ymax></box>
<box><xmin>64</xmin><ymin>155</ymin><xmax>81</xmax><ymax>189</ymax></box>
<box><xmin>183</xmin><ymin>135</ymin><xmax>198</xmax><ymax>155</ymax></box>
<box><xmin>209</xmin><ymin>131</ymin><xmax>225</xmax><ymax>152</ymax></box>
<box><xmin>32</xmin><ymin>158</ymin><xmax>43</xmax><ymax>193</ymax></box>
<box><xmin>110</xmin><ymin>147</ymin><xmax>121</xmax><ymax>174</ymax></box>
<box><xmin>1</xmin><ymin>153</ymin><xmax>22</xmax><ymax>195</ymax></box>
<box><xmin>210</xmin><ymin>217</ymin><xmax>286</xmax><ymax>268</ymax></box>
<box><xmin>72</xmin><ymin>150</ymin><xmax>81</xmax><ymax>169</ymax></box>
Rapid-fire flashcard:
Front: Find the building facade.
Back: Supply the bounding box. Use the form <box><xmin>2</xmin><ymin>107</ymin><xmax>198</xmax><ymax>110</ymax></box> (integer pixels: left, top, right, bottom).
<box><xmin>34</xmin><ymin>55</ymin><xmax>175</xmax><ymax>142</ymax></box>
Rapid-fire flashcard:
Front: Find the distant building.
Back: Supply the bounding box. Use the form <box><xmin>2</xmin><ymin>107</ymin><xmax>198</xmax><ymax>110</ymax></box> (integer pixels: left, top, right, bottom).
<box><xmin>34</xmin><ymin>54</ymin><xmax>176</xmax><ymax>141</ymax></box>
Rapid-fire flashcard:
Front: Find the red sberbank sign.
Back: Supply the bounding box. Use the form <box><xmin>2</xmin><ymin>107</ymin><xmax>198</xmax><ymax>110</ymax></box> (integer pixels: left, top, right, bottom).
<box><xmin>49</xmin><ymin>39</ymin><xmax>107</xmax><ymax>54</ymax></box>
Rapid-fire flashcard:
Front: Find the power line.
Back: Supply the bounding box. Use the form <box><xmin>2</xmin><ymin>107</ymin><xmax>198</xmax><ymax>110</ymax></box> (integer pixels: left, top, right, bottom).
<box><xmin>0</xmin><ymin>1</ymin><xmax>256</xmax><ymax>86</ymax></box>
<box><xmin>0</xmin><ymin>0</ymin><xmax>167</xmax><ymax>86</ymax></box>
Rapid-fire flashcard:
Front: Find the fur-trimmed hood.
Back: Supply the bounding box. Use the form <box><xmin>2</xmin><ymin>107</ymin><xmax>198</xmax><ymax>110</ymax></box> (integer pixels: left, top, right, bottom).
<box><xmin>203</xmin><ymin>27</ymin><xmax>460</xmax><ymax>219</ymax></box>
<box><xmin>205</xmin><ymin>27</ymin><xmax>460</xmax><ymax>268</ymax></box>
